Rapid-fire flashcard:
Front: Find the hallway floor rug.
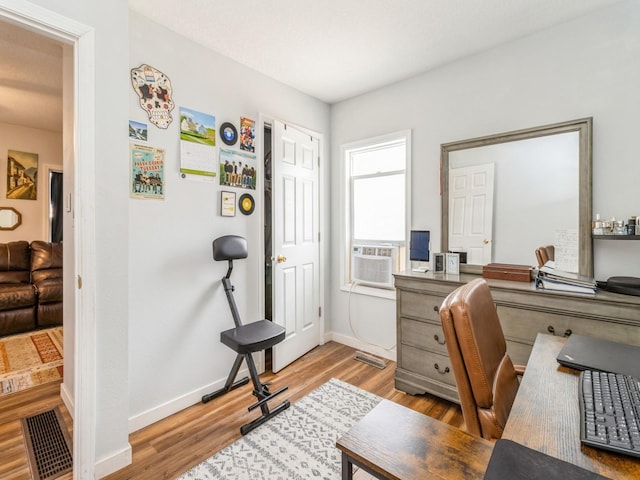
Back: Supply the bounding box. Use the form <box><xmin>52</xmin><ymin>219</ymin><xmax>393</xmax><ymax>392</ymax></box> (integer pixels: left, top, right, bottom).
<box><xmin>177</xmin><ymin>378</ymin><xmax>382</xmax><ymax>480</ymax></box>
<box><xmin>0</xmin><ymin>327</ymin><xmax>63</xmax><ymax>396</ymax></box>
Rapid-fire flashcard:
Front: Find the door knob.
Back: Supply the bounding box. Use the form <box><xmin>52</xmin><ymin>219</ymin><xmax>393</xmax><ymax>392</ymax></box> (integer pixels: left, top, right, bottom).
<box><xmin>276</xmin><ymin>255</ymin><xmax>287</xmax><ymax>263</ymax></box>
<box><xmin>483</xmin><ymin>239</ymin><xmax>490</xmax><ymax>245</ymax></box>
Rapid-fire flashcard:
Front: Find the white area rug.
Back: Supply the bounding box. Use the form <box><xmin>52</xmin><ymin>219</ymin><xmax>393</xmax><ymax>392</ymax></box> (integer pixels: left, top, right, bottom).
<box><xmin>178</xmin><ymin>378</ymin><xmax>382</xmax><ymax>480</ymax></box>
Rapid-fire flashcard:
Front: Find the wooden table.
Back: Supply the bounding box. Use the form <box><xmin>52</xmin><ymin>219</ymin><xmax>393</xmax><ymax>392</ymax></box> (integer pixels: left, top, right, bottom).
<box><xmin>503</xmin><ymin>333</ymin><xmax>640</xmax><ymax>479</ymax></box>
<box><xmin>336</xmin><ymin>399</ymin><xmax>493</xmax><ymax>479</ymax></box>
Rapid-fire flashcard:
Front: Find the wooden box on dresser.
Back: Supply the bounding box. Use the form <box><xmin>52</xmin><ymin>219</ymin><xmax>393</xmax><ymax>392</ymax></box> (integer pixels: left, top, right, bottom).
<box><xmin>394</xmin><ymin>271</ymin><xmax>640</xmax><ymax>403</ymax></box>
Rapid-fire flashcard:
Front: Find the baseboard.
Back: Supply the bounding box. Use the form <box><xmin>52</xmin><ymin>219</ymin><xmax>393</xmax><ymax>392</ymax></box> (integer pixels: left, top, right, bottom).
<box><xmin>127</xmin><ymin>365</ymin><xmax>252</xmax><ymax>433</ymax></box>
<box><xmin>328</xmin><ymin>331</ymin><xmax>396</xmax><ymax>362</ymax></box>
<box><xmin>59</xmin><ymin>381</ymin><xmax>74</xmax><ymax>418</ymax></box>
<box><xmin>94</xmin><ymin>444</ymin><xmax>132</xmax><ymax>479</ymax></box>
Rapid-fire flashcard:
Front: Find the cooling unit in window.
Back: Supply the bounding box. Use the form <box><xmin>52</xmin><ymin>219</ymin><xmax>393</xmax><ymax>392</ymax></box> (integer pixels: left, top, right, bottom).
<box><xmin>351</xmin><ymin>245</ymin><xmax>399</xmax><ymax>288</ymax></box>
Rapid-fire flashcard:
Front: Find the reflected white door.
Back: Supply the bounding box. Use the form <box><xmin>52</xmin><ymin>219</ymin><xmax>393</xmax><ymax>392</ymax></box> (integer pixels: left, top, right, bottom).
<box><xmin>449</xmin><ymin>164</ymin><xmax>494</xmax><ymax>264</ymax></box>
<box><xmin>272</xmin><ymin>121</ymin><xmax>320</xmax><ymax>372</ymax></box>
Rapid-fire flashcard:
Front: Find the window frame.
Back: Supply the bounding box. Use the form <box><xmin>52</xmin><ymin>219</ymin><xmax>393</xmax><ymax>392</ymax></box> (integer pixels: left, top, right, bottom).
<box><xmin>340</xmin><ymin>130</ymin><xmax>412</xmax><ymax>298</ymax></box>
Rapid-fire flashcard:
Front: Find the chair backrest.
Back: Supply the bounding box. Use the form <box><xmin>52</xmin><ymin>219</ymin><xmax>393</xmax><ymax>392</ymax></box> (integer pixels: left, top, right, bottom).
<box><xmin>534</xmin><ymin>245</ymin><xmax>555</xmax><ymax>267</ymax></box>
<box><xmin>439</xmin><ymin>278</ymin><xmax>520</xmax><ymax>440</ymax></box>
<box><xmin>212</xmin><ymin>235</ymin><xmax>248</xmax><ymax>261</ymax></box>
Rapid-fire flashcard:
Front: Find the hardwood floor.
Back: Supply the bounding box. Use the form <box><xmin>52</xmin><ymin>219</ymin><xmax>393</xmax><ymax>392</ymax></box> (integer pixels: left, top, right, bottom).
<box><xmin>0</xmin><ymin>341</ymin><xmax>463</xmax><ymax>479</ymax></box>
<box><xmin>0</xmin><ymin>380</ymin><xmax>73</xmax><ymax>479</ymax></box>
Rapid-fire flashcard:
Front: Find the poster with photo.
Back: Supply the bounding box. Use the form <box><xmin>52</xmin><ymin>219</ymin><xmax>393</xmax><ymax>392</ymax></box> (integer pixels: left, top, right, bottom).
<box><xmin>6</xmin><ymin>149</ymin><xmax>38</xmax><ymax>200</ymax></box>
<box><xmin>219</xmin><ymin>148</ymin><xmax>257</xmax><ymax>190</ymax></box>
<box><xmin>130</xmin><ymin>144</ymin><xmax>165</xmax><ymax>199</ymax></box>
<box><xmin>239</xmin><ymin>116</ymin><xmax>255</xmax><ymax>152</ymax></box>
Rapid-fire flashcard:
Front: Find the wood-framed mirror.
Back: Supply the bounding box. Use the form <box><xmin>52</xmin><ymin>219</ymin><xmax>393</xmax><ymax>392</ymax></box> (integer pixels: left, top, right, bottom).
<box><xmin>0</xmin><ymin>206</ymin><xmax>22</xmax><ymax>230</ymax></box>
<box><xmin>441</xmin><ymin>117</ymin><xmax>593</xmax><ymax>277</ymax></box>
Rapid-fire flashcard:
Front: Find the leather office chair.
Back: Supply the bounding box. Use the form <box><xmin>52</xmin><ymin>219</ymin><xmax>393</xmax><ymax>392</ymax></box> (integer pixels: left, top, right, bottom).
<box><xmin>439</xmin><ymin>278</ymin><xmax>525</xmax><ymax>440</ymax></box>
<box><xmin>535</xmin><ymin>245</ymin><xmax>555</xmax><ymax>267</ymax></box>
<box><xmin>201</xmin><ymin>235</ymin><xmax>290</xmax><ymax>435</ymax></box>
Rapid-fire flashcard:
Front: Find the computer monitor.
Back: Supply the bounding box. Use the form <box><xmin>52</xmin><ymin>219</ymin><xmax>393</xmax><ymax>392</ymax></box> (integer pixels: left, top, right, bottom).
<box><xmin>410</xmin><ymin>230</ymin><xmax>430</xmax><ymax>262</ymax></box>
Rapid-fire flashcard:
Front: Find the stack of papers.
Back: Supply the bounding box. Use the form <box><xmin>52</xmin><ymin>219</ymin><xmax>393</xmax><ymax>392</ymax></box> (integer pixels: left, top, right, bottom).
<box><xmin>535</xmin><ymin>262</ymin><xmax>597</xmax><ymax>295</ymax></box>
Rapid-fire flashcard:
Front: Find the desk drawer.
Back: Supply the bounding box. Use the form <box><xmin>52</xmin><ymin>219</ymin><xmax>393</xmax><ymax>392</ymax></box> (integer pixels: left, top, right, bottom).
<box><xmin>400</xmin><ymin>317</ymin><xmax>448</xmax><ymax>355</ymax></box>
<box><xmin>398</xmin><ymin>291</ymin><xmax>445</xmax><ymax>323</ymax></box>
<box><xmin>400</xmin><ymin>345</ymin><xmax>456</xmax><ymax>388</ymax></box>
<box><xmin>498</xmin><ymin>306</ymin><xmax>640</xmax><ymax>346</ymax></box>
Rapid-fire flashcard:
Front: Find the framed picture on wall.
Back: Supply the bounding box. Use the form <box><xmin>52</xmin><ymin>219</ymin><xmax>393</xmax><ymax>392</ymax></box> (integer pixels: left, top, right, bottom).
<box><xmin>221</xmin><ymin>191</ymin><xmax>236</xmax><ymax>217</ymax></box>
<box><xmin>6</xmin><ymin>150</ymin><xmax>38</xmax><ymax>200</ymax></box>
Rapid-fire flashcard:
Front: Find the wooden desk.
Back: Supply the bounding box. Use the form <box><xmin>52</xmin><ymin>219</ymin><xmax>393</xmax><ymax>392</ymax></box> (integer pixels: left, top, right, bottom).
<box><xmin>503</xmin><ymin>333</ymin><xmax>640</xmax><ymax>479</ymax></box>
<box><xmin>336</xmin><ymin>399</ymin><xmax>493</xmax><ymax>479</ymax></box>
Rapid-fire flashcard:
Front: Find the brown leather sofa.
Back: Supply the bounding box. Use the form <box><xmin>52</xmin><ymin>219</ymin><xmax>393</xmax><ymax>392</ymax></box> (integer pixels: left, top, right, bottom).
<box><xmin>0</xmin><ymin>240</ymin><xmax>62</xmax><ymax>337</ymax></box>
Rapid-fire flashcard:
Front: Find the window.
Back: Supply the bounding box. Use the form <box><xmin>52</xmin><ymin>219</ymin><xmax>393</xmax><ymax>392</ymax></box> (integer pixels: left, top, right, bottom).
<box><xmin>342</xmin><ymin>131</ymin><xmax>411</xmax><ymax>292</ymax></box>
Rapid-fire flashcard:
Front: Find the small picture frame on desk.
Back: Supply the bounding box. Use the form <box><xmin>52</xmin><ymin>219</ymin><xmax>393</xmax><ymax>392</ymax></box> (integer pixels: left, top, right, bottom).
<box><xmin>434</xmin><ymin>253</ymin><xmax>445</xmax><ymax>273</ymax></box>
<box><xmin>446</xmin><ymin>253</ymin><xmax>460</xmax><ymax>275</ymax></box>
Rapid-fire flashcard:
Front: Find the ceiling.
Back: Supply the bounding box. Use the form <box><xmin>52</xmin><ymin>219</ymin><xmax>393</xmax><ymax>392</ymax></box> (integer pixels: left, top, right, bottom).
<box><xmin>0</xmin><ymin>0</ymin><xmax>624</xmax><ymax>133</ymax></box>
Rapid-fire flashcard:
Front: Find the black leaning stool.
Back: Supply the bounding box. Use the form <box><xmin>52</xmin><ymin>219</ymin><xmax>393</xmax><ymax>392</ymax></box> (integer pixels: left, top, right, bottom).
<box><xmin>202</xmin><ymin>235</ymin><xmax>290</xmax><ymax>435</ymax></box>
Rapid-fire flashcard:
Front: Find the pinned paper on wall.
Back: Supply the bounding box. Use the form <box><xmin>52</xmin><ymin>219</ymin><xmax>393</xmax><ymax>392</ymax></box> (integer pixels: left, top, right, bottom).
<box><xmin>179</xmin><ymin>107</ymin><xmax>216</xmax><ymax>180</ymax></box>
<box><xmin>239</xmin><ymin>116</ymin><xmax>255</xmax><ymax>153</ymax></box>
<box><xmin>554</xmin><ymin>229</ymin><xmax>579</xmax><ymax>273</ymax></box>
<box><xmin>130</xmin><ymin>144</ymin><xmax>165</xmax><ymax>199</ymax></box>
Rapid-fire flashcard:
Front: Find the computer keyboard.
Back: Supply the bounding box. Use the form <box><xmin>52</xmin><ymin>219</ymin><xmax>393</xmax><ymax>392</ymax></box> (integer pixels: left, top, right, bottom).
<box><xmin>579</xmin><ymin>369</ymin><xmax>640</xmax><ymax>458</ymax></box>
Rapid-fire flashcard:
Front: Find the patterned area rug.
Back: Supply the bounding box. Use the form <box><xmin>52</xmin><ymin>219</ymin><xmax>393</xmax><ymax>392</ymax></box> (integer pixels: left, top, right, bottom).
<box><xmin>0</xmin><ymin>327</ymin><xmax>63</xmax><ymax>396</ymax></box>
<box><xmin>178</xmin><ymin>378</ymin><xmax>382</xmax><ymax>480</ymax></box>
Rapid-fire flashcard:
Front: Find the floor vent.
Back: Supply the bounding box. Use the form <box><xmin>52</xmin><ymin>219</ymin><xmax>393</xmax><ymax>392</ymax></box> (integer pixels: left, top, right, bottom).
<box><xmin>354</xmin><ymin>351</ymin><xmax>388</xmax><ymax>369</ymax></box>
<box><xmin>21</xmin><ymin>408</ymin><xmax>73</xmax><ymax>480</ymax></box>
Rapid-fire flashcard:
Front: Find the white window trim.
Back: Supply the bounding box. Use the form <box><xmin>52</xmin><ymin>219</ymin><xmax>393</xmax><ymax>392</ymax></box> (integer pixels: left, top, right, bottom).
<box><xmin>340</xmin><ymin>130</ymin><xmax>411</xmax><ymax>298</ymax></box>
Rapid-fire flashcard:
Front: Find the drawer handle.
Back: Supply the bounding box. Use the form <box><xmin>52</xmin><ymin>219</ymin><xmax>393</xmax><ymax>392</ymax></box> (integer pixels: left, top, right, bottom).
<box><xmin>433</xmin><ymin>305</ymin><xmax>439</xmax><ymax>312</ymax></box>
<box><xmin>547</xmin><ymin>325</ymin><xmax>573</xmax><ymax>337</ymax></box>
<box><xmin>434</xmin><ymin>363</ymin><xmax>450</xmax><ymax>375</ymax></box>
<box><xmin>433</xmin><ymin>334</ymin><xmax>446</xmax><ymax>345</ymax></box>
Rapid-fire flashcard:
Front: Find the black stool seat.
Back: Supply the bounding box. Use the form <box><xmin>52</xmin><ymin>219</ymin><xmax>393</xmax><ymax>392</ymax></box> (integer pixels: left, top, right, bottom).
<box><xmin>221</xmin><ymin>320</ymin><xmax>286</xmax><ymax>354</ymax></box>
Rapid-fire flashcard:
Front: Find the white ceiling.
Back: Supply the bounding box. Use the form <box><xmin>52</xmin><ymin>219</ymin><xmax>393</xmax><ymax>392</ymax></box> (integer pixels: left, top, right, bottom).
<box><xmin>0</xmin><ymin>0</ymin><xmax>624</xmax><ymax>132</ymax></box>
<box><xmin>0</xmin><ymin>20</ymin><xmax>63</xmax><ymax>132</ymax></box>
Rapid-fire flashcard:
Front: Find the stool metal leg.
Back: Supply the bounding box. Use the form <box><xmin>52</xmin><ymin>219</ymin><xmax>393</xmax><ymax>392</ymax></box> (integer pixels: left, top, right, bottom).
<box><xmin>201</xmin><ymin>355</ymin><xmax>249</xmax><ymax>403</ymax></box>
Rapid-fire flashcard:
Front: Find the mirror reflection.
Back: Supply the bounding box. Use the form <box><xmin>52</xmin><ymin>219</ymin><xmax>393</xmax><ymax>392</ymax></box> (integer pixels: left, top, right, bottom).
<box><xmin>0</xmin><ymin>207</ymin><xmax>22</xmax><ymax>230</ymax></box>
<box><xmin>441</xmin><ymin>118</ymin><xmax>592</xmax><ymax>277</ymax></box>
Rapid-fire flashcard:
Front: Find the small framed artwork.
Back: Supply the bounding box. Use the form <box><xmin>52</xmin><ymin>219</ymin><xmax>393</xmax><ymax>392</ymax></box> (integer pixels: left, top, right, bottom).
<box><xmin>221</xmin><ymin>191</ymin><xmax>236</xmax><ymax>217</ymax></box>
<box><xmin>434</xmin><ymin>253</ymin><xmax>445</xmax><ymax>273</ymax></box>
<box><xmin>446</xmin><ymin>253</ymin><xmax>460</xmax><ymax>275</ymax></box>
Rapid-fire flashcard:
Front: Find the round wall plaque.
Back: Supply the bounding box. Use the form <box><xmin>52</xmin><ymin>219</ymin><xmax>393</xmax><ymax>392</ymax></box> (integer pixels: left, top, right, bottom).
<box><xmin>220</xmin><ymin>122</ymin><xmax>238</xmax><ymax>146</ymax></box>
<box><xmin>239</xmin><ymin>193</ymin><xmax>255</xmax><ymax>215</ymax></box>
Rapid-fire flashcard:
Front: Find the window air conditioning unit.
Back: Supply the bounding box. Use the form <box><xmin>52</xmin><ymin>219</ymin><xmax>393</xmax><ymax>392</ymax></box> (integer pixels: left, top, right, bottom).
<box><xmin>351</xmin><ymin>245</ymin><xmax>399</xmax><ymax>289</ymax></box>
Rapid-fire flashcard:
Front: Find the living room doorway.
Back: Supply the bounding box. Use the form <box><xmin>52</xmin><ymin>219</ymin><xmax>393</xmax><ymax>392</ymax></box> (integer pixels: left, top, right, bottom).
<box><xmin>0</xmin><ymin>4</ymin><xmax>98</xmax><ymax>477</ymax></box>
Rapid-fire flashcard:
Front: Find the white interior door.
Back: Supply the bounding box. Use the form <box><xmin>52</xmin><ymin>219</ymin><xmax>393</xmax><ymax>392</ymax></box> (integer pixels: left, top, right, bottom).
<box><xmin>272</xmin><ymin>121</ymin><xmax>320</xmax><ymax>372</ymax></box>
<box><xmin>449</xmin><ymin>163</ymin><xmax>494</xmax><ymax>264</ymax></box>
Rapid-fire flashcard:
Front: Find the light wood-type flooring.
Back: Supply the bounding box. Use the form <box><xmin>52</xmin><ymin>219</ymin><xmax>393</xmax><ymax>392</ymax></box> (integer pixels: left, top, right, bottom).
<box><xmin>0</xmin><ymin>341</ymin><xmax>463</xmax><ymax>479</ymax></box>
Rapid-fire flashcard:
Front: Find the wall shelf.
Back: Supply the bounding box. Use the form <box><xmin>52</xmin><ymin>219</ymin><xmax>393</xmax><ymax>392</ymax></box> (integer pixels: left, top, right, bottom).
<box><xmin>593</xmin><ymin>235</ymin><xmax>640</xmax><ymax>240</ymax></box>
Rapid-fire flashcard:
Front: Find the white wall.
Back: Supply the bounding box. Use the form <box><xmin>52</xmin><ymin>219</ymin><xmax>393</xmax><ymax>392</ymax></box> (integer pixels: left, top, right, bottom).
<box><xmin>127</xmin><ymin>12</ymin><xmax>330</xmax><ymax>431</ymax></box>
<box><xmin>0</xmin><ymin>123</ymin><xmax>62</xmax><ymax>242</ymax></box>
<box><xmin>329</xmin><ymin>1</ymin><xmax>640</xmax><ymax>354</ymax></box>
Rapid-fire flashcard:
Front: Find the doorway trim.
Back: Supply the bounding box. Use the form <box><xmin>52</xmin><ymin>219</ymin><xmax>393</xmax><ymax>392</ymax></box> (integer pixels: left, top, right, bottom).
<box><xmin>0</xmin><ymin>2</ymin><xmax>97</xmax><ymax>478</ymax></box>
